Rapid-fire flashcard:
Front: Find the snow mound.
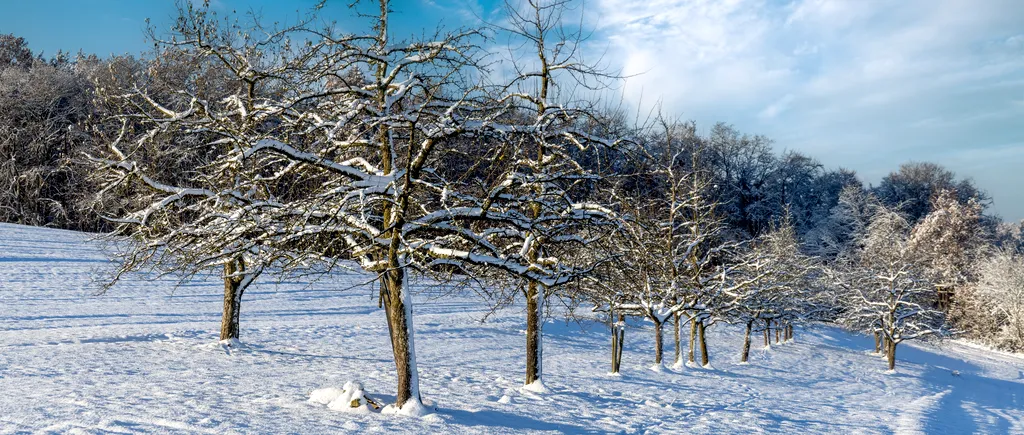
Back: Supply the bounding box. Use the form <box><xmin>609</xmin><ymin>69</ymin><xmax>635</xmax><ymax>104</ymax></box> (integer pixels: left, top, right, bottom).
<box><xmin>309</xmin><ymin>381</ymin><xmax>381</xmax><ymax>414</ymax></box>
<box><xmin>308</xmin><ymin>387</ymin><xmax>345</xmax><ymax>405</ymax></box>
<box><xmin>520</xmin><ymin>379</ymin><xmax>548</xmax><ymax>394</ymax></box>
<box><xmin>196</xmin><ymin>338</ymin><xmax>245</xmax><ymax>353</ymax></box>
<box><xmin>421</xmin><ymin>413</ymin><xmax>444</xmax><ymax>423</ymax></box>
<box><xmin>220</xmin><ymin>338</ymin><xmax>243</xmax><ymax>348</ymax></box>
<box><xmin>381</xmin><ymin>397</ymin><xmax>431</xmax><ymax>417</ymax></box>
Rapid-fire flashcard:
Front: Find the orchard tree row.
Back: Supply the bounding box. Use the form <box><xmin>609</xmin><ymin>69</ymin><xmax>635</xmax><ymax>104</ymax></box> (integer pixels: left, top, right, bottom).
<box><xmin>1</xmin><ymin>0</ymin><xmax>1022</xmax><ymax>415</ymax></box>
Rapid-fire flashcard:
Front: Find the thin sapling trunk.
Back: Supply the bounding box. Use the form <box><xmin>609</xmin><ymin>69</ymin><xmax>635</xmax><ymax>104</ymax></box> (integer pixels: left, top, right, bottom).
<box><xmin>741</xmin><ymin>320</ymin><xmax>753</xmax><ymax>363</ymax></box>
<box><xmin>652</xmin><ymin>318</ymin><xmax>664</xmax><ymax>367</ymax></box>
<box><xmin>673</xmin><ymin>311</ymin><xmax>682</xmax><ymax>367</ymax></box>
<box><xmin>688</xmin><ymin>316</ymin><xmax>697</xmax><ymax>364</ymax></box>
<box><xmin>615</xmin><ymin>314</ymin><xmax>625</xmax><ymax>373</ymax></box>
<box><xmin>887</xmin><ymin>340</ymin><xmax>897</xmax><ymax>370</ymax></box>
<box><xmin>698</xmin><ymin>320</ymin><xmax>710</xmax><ymax>366</ymax></box>
<box><xmin>610</xmin><ymin>307</ymin><xmax>618</xmax><ymax>373</ymax></box>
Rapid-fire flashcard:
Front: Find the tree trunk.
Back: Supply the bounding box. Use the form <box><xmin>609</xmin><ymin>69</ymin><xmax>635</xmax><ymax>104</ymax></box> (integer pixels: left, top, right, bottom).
<box><xmin>763</xmin><ymin>320</ymin><xmax>770</xmax><ymax>347</ymax></box>
<box><xmin>610</xmin><ymin>308</ymin><xmax>625</xmax><ymax>374</ymax></box>
<box><xmin>698</xmin><ymin>320</ymin><xmax>709</xmax><ymax>366</ymax></box>
<box><xmin>525</xmin><ymin>280</ymin><xmax>544</xmax><ymax>386</ymax></box>
<box><xmin>879</xmin><ymin>317</ymin><xmax>888</xmax><ymax>355</ymax></box>
<box><xmin>616</xmin><ymin>314</ymin><xmax>625</xmax><ymax>373</ymax></box>
<box><xmin>788</xmin><ymin>325</ymin><xmax>793</xmax><ymax>341</ymax></box>
<box><xmin>887</xmin><ymin>340</ymin><xmax>897</xmax><ymax>370</ymax></box>
<box><xmin>673</xmin><ymin>311</ymin><xmax>682</xmax><ymax>366</ymax></box>
<box><xmin>653</xmin><ymin>318</ymin><xmax>664</xmax><ymax>366</ymax></box>
<box><xmin>610</xmin><ymin>307</ymin><xmax>618</xmax><ymax>374</ymax></box>
<box><xmin>873</xmin><ymin>330</ymin><xmax>881</xmax><ymax>353</ymax></box>
<box><xmin>688</xmin><ymin>316</ymin><xmax>697</xmax><ymax>364</ymax></box>
<box><xmin>382</xmin><ymin>265</ymin><xmax>420</xmax><ymax>409</ymax></box>
<box><xmin>219</xmin><ymin>258</ymin><xmax>245</xmax><ymax>341</ymax></box>
<box><xmin>741</xmin><ymin>320</ymin><xmax>752</xmax><ymax>363</ymax></box>
<box><xmin>775</xmin><ymin>323</ymin><xmax>781</xmax><ymax>344</ymax></box>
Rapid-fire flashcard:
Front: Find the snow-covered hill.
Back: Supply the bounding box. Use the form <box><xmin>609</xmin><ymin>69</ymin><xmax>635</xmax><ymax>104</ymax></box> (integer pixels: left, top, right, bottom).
<box><xmin>1</xmin><ymin>223</ymin><xmax>1023</xmax><ymax>434</ymax></box>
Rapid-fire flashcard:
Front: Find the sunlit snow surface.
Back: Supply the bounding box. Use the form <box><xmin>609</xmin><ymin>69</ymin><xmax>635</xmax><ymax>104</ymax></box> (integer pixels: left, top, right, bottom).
<box><xmin>1</xmin><ymin>223</ymin><xmax>1023</xmax><ymax>434</ymax></box>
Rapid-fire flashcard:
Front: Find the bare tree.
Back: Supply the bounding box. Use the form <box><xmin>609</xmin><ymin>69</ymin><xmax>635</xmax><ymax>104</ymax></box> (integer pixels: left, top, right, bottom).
<box><xmin>728</xmin><ymin>220</ymin><xmax>802</xmax><ymax>362</ymax></box>
<box><xmin>874</xmin><ymin>161</ymin><xmax>989</xmax><ymax>224</ymax></box>
<box><xmin>607</xmin><ymin>125</ymin><xmax>748</xmax><ymax>369</ymax></box>
<box><xmin>92</xmin><ymin>0</ymin><xmax>501</xmax><ymax>413</ymax></box>
<box><xmin>836</xmin><ymin>203</ymin><xmax>946</xmax><ymax>370</ymax></box>
<box><xmin>432</xmin><ymin>0</ymin><xmax>625</xmax><ymax>390</ymax></box>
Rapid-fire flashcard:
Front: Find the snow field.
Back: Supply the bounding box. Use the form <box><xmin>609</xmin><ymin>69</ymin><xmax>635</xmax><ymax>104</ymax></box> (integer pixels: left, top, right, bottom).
<box><xmin>1</xmin><ymin>223</ymin><xmax>1023</xmax><ymax>433</ymax></box>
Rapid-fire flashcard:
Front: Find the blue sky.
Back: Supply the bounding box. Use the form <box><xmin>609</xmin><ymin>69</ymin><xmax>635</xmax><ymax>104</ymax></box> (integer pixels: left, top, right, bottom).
<box><xmin>2</xmin><ymin>0</ymin><xmax>1022</xmax><ymax>221</ymax></box>
<box><xmin>0</xmin><ymin>1</ymin><xmax>487</xmax><ymax>56</ymax></box>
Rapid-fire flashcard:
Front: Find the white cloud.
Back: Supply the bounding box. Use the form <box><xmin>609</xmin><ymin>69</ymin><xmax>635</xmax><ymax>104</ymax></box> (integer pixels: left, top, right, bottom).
<box><xmin>419</xmin><ymin>0</ymin><xmax>487</xmax><ymax>25</ymax></box>
<box><xmin>588</xmin><ymin>0</ymin><xmax>1024</xmax><ymax>220</ymax></box>
<box><xmin>759</xmin><ymin>94</ymin><xmax>793</xmax><ymax>119</ymax></box>
<box><xmin>593</xmin><ymin>0</ymin><xmax>793</xmax><ymax>113</ymax></box>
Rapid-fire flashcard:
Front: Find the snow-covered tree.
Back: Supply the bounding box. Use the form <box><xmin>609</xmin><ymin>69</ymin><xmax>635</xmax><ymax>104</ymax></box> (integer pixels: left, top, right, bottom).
<box><xmin>795</xmin><ymin>168</ymin><xmax>862</xmax><ymax>247</ymax></box>
<box><xmin>606</xmin><ymin>199</ymin><xmax>677</xmax><ymax>369</ymax></box>
<box><xmin>971</xmin><ymin>248</ymin><xmax>1024</xmax><ymax>351</ymax></box>
<box><xmin>836</xmin><ymin>204</ymin><xmax>946</xmax><ymax>370</ymax></box>
<box><xmin>874</xmin><ymin>161</ymin><xmax>988</xmax><ymax>224</ymax></box>
<box><xmin>91</xmin><ymin>0</ymin><xmax>511</xmax><ymax>413</ymax></box>
<box><xmin>669</xmin><ymin>152</ymin><xmax>751</xmax><ymax>368</ymax></box>
<box><xmin>608</xmin><ymin>134</ymin><xmax>746</xmax><ymax>369</ymax></box>
<box><xmin>0</xmin><ymin>34</ymin><xmax>34</xmax><ymax>68</ymax></box>
<box><xmin>580</xmin><ymin>253</ymin><xmax>633</xmax><ymax>374</ymax></box>
<box><xmin>89</xmin><ymin>2</ymin><xmax>291</xmax><ymax>341</ymax></box>
<box><xmin>703</xmin><ymin>123</ymin><xmax>777</xmax><ymax>237</ymax></box>
<box><xmin>805</xmin><ymin>185</ymin><xmax>872</xmax><ymax>262</ymax></box>
<box><xmin>421</xmin><ymin>0</ymin><xmax>626</xmax><ymax>390</ymax></box>
<box><xmin>909</xmin><ymin>189</ymin><xmax>985</xmax><ymax>310</ymax></box>
<box><xmin>770</xmin><ymin>152</ymin><xmax>823</xmax><ymax>234</ymax></box>
<box><xmin>0</xmin><ymin>42</ymin><xmax>95</xmax><ymax>229</ymax></box>
<box><xmin>726</xmin><ymin>217</ymin><xmax>816</xmax><ymax>362</ymax></box>
<box><xmin>995</xmin><ymin>220</ymin><xmax>1024</xmax><ymax>252</ymax></box>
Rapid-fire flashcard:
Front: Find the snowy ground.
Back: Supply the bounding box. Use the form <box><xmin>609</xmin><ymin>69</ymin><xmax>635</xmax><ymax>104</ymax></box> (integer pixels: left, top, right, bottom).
<box><xmin>1</xmin><ymin>223</ymin><xmax>1024</xmax><ymax>434</ymax></box>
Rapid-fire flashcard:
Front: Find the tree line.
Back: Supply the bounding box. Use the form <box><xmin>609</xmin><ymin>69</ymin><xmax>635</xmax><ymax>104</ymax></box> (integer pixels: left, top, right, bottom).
<box><xmin>2</xmin><ymin>0</ymin><xmax>1023</xmax><ymax>415</ymax></box>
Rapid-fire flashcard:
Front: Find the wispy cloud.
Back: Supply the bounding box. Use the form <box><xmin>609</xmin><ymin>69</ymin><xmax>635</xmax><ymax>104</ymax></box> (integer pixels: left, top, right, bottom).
<box><xmin>587</xmin><ymin>0</ymin><xmax>1024</xmax><ymax>220</ymax></box>
<box><xmin>759</xmin><ymin>94</ymin><xmax>794</xmax><ymax>119</ymax></box>
<box><xmin>419</xmin><ymin>0</ymin><xmax>491</xmax><ymax>26</ymax></box>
